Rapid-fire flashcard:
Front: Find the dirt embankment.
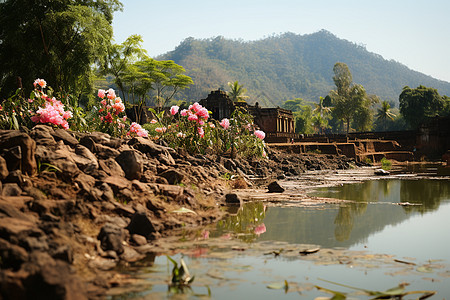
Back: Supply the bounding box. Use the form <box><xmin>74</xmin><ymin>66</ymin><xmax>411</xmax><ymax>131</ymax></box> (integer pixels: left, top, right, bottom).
<box><xmin>0</xmin><ymin>126</ymin><xmax>356</xmax><ymax>299</ymax></box>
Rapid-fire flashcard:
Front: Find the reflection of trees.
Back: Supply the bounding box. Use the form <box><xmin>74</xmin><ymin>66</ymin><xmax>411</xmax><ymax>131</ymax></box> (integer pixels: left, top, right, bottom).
<box><xmin>214</xmin><ymin>202</ymin><xmax>266</xmax><ymax>242</ymax></box>
<box><xmin>400</xmin><ymin>180</ymin><xmax>450</xmax><ymax>214</ymax></box>
<box><xmin>334</xmin><ymin>202</ymin><xmax>368</xmax><ymax>241</ymax></box>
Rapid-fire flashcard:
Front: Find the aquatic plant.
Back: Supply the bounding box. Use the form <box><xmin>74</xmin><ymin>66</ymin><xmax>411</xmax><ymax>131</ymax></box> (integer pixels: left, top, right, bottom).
<box><xmin>381</xmin><ymin>157</ymin><xmax>392</xmax><ymax>170</ymax></box>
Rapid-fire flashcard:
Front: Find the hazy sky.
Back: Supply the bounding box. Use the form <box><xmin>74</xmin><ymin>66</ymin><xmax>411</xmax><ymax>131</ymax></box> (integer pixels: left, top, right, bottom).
<box><xmin>113</xmin><ymin>0</ymin><xmax>450</xmax><ymax>83</ymax></box>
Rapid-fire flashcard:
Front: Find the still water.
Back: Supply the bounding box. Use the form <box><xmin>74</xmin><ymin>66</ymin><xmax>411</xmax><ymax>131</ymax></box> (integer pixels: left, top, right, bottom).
<box><xmin>111</xmin><ymin>179</ymin><xmax>450</xmax><ymax>299</ymax></box>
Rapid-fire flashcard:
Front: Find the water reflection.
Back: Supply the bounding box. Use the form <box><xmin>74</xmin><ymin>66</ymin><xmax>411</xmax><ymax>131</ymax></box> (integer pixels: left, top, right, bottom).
<box><xmin>214</xmin><ymin>202</ymin><xmax>266</xmax><ymax>242</ymax></box>
<box><xmin>216</xmin><ymin>180</ymin><xmax>450</xmax><ymax>249</ymax></box>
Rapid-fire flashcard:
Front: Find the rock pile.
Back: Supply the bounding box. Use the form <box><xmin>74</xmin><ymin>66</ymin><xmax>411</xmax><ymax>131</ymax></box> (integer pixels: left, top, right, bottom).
<box><xmin>0</xmin><ymin>126</ymin><xmax>354</xmax><ymax>299</ymax></box>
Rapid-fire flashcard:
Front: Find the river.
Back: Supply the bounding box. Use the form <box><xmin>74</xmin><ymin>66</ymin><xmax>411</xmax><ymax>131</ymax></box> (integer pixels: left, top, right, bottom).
<box><xmin>109</xmin><ymin>171</ymin><xmax>450</xmax><ymax>299</ymax></box>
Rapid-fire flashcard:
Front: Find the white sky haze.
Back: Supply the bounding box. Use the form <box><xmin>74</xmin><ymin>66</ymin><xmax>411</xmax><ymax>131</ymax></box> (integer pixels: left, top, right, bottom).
<box><xmin>113</xmin><ymin>0</ymin><xmax>450</xmax><ymax>83</ymax></box>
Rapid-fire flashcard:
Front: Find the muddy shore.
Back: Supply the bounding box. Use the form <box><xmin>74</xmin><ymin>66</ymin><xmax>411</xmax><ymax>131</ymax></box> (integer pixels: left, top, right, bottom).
<box><xmin>1</xmin><ymin>126</ymin><xmax>368</xmax><ymax>299</ymax></box>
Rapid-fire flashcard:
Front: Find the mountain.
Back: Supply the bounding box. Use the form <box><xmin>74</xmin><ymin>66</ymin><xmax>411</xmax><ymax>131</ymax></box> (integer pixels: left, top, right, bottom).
<box><xmin>158</xmin><ymin>30</ymin><xmax>450</xmax><ymax>107</ymax></box>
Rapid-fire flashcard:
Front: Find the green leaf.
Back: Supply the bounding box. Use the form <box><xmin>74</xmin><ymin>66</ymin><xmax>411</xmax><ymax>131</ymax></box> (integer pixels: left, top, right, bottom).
<box><xmin>416</xmin><ymin>266</ymin><xmax>434</xmax><ymax>273</ymax></box>
<box><xmin>315</xmin><ymin>285</ymin><xmax>347</xmax><ymax>299</ymax></box>
<box><xmin>170</xmin><ymin>207</ymin><xmax>197</xmax><ymax>214</ymax></box>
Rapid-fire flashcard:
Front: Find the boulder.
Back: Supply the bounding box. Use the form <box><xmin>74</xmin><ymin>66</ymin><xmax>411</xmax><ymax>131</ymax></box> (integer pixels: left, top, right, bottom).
<box><xmin>52</xmin><ymin>129</ymin><xmax>78</xmax><ymax>146</ymax></box>
<box><xmin>0</xmin><ymin>251</ymin><xmax>88</xmax><ymax>300</ymax></box>
<box><xmin>0</xmin><ymin>131</ymin><xmax>37</xmax><ymax>175</ymax></box>
<box><xmin>97</xmin><ymin>223</ymin><xmax>125</xmax><ymax>255</ymax></box>
<box><xmin>126</xmin><ymin>212</ymin><xmax>156</xmax><ymax>239</ymax></box>
<box><xmin>115</xmin><ymin>150</ymin><xmax>143</xmax><ymax>180</ymax></box>
<box><xmin>224</xmin><ymin>193</ymin><xmax>243</xmax><ymax>206</ymax></box>
<box><xmin>0</xmin><ymin>156</ymin><xmax>9</xmax><ymax>179</ymax></box>
<box><xmin>158</xmin><ymin>169</ymin><xmax>184</xmax><ymax>185</ymax></box>
<box><xmin>267</xmin><ymin>181</ymin><xmax>285</xmax><ymax>193</ymax></box>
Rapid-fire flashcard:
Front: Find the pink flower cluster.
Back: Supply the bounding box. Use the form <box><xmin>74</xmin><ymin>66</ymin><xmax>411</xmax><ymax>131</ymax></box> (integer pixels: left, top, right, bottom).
<box><xmin>31</xmin><ymin>95</ymin><xmax>72</xmax><ymax>129</ymax></box>
<box><xmin>219</xmin><ymin>118</ymin><xmax>230</xmax><ymax>129</ymax></box>
<box><xmin>129</xmin><ymin>122</ymin><xmax>148</xmax><ymax>137</ymax></box>
<box><xmin>254</xmin><ymin>130</ymin><xmax>265</xmax><ymax>140</ymax></box>
<box><xmin>97</xmin><ymin>89</ymin><xmax>125</xmax><ymax>116</ymax></box>
<box><xmin>173</xmin><ymin>103</ymin><xmax>210</xmax><ymax>138</ymax></box>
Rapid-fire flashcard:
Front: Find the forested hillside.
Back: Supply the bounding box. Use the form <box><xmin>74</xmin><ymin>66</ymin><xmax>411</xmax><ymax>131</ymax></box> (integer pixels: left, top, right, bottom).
<box><xmin>158</xmin><ymin>30</ymin><xmax>450</xmax><ymax>107</ymax></box>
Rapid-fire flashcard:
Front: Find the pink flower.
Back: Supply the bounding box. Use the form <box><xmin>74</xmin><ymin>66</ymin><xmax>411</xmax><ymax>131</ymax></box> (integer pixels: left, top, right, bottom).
<box><xmin>170</xmin><ymin>105</ymin><xmax>179</xmax><ymax>115</ymax></box>
<box><xmin>100</xmin><ymin>99</ymin><xmax>107</xmax><ymax>106</ymax></box>
<box><xmin>62</xmin><ymin>111</ymin><xmax>73</xmax><ymax>119</ymax></box>
<box><xmin>112</xmin><ymin>101</ymin><xmax>125</xmax><ymax>113</ymax></box>
<box><xmin>150</xmin><ymin>119</ymin><xmax>158</xmax><ymax>124</ymax></box>
<box><xmin>155</xmin><ymin>127</ymin><xmax>167</xmax><ymax>133</ymax></box>
<box><xmin>209</xmin><ymin>123</ymin><xmax>215</xmax><ymax>128</ymax></box>
<box><xmin>188</xmin><ymin>113</ymin><xmax>198</xmax><ymax>121</ymax></box>
<box><xmin>219</xmin><ymin>118</ymin><xmax>230</xmax><ymax>129</ymax></box>
<box><xmin>254</xmin><ymin>130</ymin><xmax>265</xmax><ymax>140</ymax></box>
<box><xmin>28</xmin><ymin>98</ymin><xmax>34</xmax><ymax>103</ymax></box>
<box><xmin>197</xmin><ymin>127</ymin><xmax>204</xmax><ymax>138</ymax></box>
<box><xmin>201</xmin><ymin>230</ymin><xmax>209</xmax><ymax>239</ymax></box>
<box><xmin>180</xmin><ymin>109</ymin><xmax>188</xmax><ymax>116</ymax></box>
<box><xmin>198</xmin><ymin>120</ymin><xmax>205</xmax><ymax>126</ymax></box>
<box><xmin>196</xmin><ymin>107</ymin><xmax>209</xmax><ymax>119</ymax></box>
<box><xmin>98</xmin><ymin>89</ymin><xmax>106</xmax><ymax>99</ymax></box>
<box><xmin>129</xmin><ymin>122</ymin><xmax>148</xmax><ymax>137</ymax></box>
<box><xmin>123</xmin><ymin>116</ymin><xmax>127</xmax><ymax>122</ymax></box>
<box><xmin>106</xmin><ymin>88</ymin><xmax>116</xmax><ymax>99</ymax></box>
<box><xmin>189</xmin><ymin>102</ymin><xmax>202</xmax><ymax>113</ymax></box>
<box><xmin>33</xmin><ymin>78</ymin><xmax>47</xmax><ymax>89</ymax></box>
<box><xmin>177</xmin><ymin>132</ymin><xmax>186</xmax><ymax>138</ymax></box>
<box><xmin>254</xmin><ymin>223</ymin><xmax>266</xmax><ymax>235</ymax></box>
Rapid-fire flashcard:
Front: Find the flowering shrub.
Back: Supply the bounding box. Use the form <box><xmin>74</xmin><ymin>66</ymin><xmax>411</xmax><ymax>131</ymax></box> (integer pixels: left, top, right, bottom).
<box><xmin>88</xmin><ymin>88</ymin><xmax>149</xmax><ymax>138</ymax></box>
<box><xmin>0</xmin><ymin>79</ymin><xmax>76</xmax><ymax>130</ymax></box>
<box><xmin>145</xmin><ymin>104</ymin><xmax>266</xmax><ymax>158</ymax></box>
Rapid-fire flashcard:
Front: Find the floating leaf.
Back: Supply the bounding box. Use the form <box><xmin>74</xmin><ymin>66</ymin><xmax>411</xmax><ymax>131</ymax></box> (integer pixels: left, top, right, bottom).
<box><xmin>267</xmin><ymin>280</ymin><xmax>288</xmax><ymax>293</ymax></box>
<box><xmin>315</xmin><ymin>285</ymin><xmax>347</xmax><ymax>299</ymax></box>
<box><xmin>170</xmin><ymin>207</ymin><xmax>197</xmax><ymax>214</ymax></box>
<box><xmin>417</xmin><ymin>266</ymin><xmax>434</xmax><ymax>273</ymax></box>
<box><xmin>300</xmin><ymin>247</ymin><xmax>320</xmax><ymax>255</ymax></box>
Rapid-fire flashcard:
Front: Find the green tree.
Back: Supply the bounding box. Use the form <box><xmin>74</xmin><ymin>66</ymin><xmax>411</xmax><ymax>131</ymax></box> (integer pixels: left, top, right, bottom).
<box><xmin>376</xmin><ymin>100</ymin><xmax>396</xmax><ymax>131</ymax></box>
<box><xmin>313</xmin><ymin>96</ymin><xmax>331</xmax><ymax>118</ymax></box>
<box><xmin>399</xmin><ymin>85</ymin><xmax>446</xmax><ymax>128</ymax></box>
<box><xmin>100</xmin><ymin>34</ymin><xmax>147</xmax><ymax>102</ymax></box>
<box><xmin>0</xmin><ymin>0</ymin><xmax>122</xmax><ymax>98</ymax></box>
<box><xmin>227</xmin><ymin>81</ymin><xmax>249</xmax><ymax>102</ymax></box>
<box><xmin>127</xmin><ymin>57</ymin><xmax>193</xmax><ymax>110</ymax></box>
<box><xmin>329</xmin><ymin>62</ymin><xmax>376</xmax><ymax>133</ymax></box>
<box><xmin>282</xmin><ymin>98</ymin><xmax>305</xmax><ymax>112</ymax></box>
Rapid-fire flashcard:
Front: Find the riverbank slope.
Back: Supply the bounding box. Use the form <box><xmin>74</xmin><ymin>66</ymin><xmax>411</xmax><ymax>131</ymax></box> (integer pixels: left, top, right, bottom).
<box><xmin>0</xmin><ymin>126</ymin><xmax>356</xmax><ymax>299</ymax></box>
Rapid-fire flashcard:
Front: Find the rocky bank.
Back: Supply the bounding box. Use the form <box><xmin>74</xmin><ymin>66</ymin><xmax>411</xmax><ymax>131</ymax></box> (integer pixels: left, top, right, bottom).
<box><xmin>0</xmin><ymin>125</ymin><xmax>355</xmax><ymax>299</ymax></box>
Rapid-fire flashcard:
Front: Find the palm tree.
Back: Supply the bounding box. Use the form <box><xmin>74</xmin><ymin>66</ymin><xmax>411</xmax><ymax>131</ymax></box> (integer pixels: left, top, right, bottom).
<box><xmin>227</xmin><ymin>81</ymin><xmax>249</xmax><ymax>102</ymax></box>
<box><xmin>376</xmin><ymin>101</ymin><xmax>396</xmax><ymax>131</ymax></box>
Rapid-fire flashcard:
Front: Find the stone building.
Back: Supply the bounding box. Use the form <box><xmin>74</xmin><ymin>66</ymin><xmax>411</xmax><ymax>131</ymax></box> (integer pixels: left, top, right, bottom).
<box><xmin>199</xmin><ymin>89</ymin><xmax>298</xmax><ymax>143</ymax></box>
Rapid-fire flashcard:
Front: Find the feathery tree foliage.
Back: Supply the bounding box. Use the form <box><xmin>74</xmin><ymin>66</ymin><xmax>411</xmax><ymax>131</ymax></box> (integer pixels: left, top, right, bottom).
<box><xmin>227</xmin><ymin>81</ymin><xmax>249</xmax><ymax>102</ymax></box>
<box><xmin>0</xmin><ymin>0</ymin><xmax>122</xmax><ymax>99</ymax></box>
<box><xmin>100</xmin><ymin>34</ymin><xmax>147</xmax><ymax>102</ymax></box>
<box><xmin>375</xmin><ymin>100</ymin><xmax>396</xmax><ymax>131</ymax></box>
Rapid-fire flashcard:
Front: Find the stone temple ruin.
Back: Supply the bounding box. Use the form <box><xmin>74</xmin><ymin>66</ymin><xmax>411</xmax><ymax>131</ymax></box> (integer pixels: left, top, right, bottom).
<box><xmin>199</xmin><ymin>89</ymin><xmax>298</xmax><ymax>143</ymax></box>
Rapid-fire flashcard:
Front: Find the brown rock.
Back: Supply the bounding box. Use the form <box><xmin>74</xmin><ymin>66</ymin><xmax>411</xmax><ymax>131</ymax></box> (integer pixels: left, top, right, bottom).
<box><xmin>99</xmin><ymin>158</ymin><xmax>125</xmax><ymax>177</ymax></box>
<box><xmin>0</xmin><ymin>156</ymin><xmax>9</xmax><ymax>179</ymax></box>
<box><xmin>158</xmin><ymin>169</ymin><xmax>184</xmax><ymax>185</ymax></box>
<box><xmin>0</xmin><ymin>131</ymin><xmax>37</xmax><ymax>175</ymax></box>
<box><xmin>52</xmin><ymin>129</ymin><xmax>78</xmax><ymax>146</ymax></box>
<box><xmin>268</xmin><ymin>181</ymin><xmax>285</xmax><ymax>193</ymax></box>
<box><xmin>115</xmin><ymin>150</ymin><xmax>143</xmax><ymax>180</ymax></box>
<box><xmin>97</xmin><ymin>223</ymin><xmax>125</xmax><ymax>255</ymax></box>
<box><xmin>1</xmin><ymin>183</ymin><xmax>22</xmax><ymax>196</ymax></box>
<box><xmin>126</xmin><ymin>212</ymin><xmax>156</xmax><ymax>239</ymax></box>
